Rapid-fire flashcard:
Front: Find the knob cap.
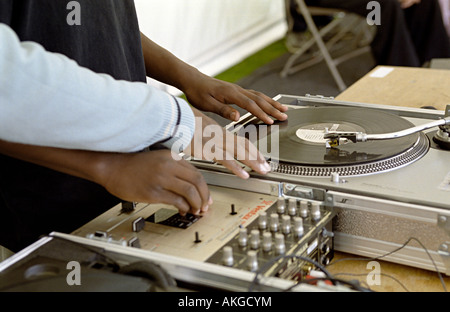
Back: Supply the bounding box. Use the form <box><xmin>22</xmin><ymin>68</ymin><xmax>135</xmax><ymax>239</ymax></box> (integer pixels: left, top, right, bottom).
<box><xmin>277</xmin><ymin>197</ymin><xmax>286</xmax><ymax>214</ymax></box>
<box><xmin>311</xmin><ymin>202</ymin><xmax>321</xmax><ymax>221</ymax></box>
<box><xmin>262</xmin><ymin>232</ymin><xmax>272</xmax><ymax>252</ymax></box>
<box><xmin>288</xmin><ymin>198</ymin><xmax>297</xmax><ymax>216</ymax></box>
<box><xmin>222</xmin><ymin>246</ymin><xmax>234</xmax><ymax>267</ymax></box>
<box><xmin>247</xmin><ymin>250</ymin><xmax>258</xmax><ymax>272</ymax></box>
<box><xmin>293</xmin><ymin>217</ymin><xmax>304</xmax><ymax>238</ymax></box>
<box><xmin>250</xmin><ymin>229</ymin><xmax>260</xmax><ymax>250</ymax></box>
<box><xmin>281</xmin><ymin>215</ymin><xmax>291</xmax><ymax>234</ymax></box>
<box><xmin>258</xmin><ymin>211</ymin><xmax>267</xmax><ymax>230</ymax></box>
<box><xmin>274</xmin><ymin>233</ymin><xmax>286</xmax><ymax>255</ymax></box>
<box><xmin>238</xmin><ymin>228</ymin><xmax>248</xmax><ymax>247</ymax></box>
<box><xmin>300</xmin><ymin>200</ymin><xmax>309</xmax><ymax>218</ymax></box>
<box><xmin>270</xmin><ymin>213</ymin><xmax>279</xmax><ymax>232</ymax></box>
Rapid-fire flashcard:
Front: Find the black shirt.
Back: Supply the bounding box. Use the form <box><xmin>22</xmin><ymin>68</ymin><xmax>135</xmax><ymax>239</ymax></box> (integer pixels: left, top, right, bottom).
<box><xmin>0</xmin><ymin>0</ymin><xmax>146</xmax><ymax>251</ymax></box>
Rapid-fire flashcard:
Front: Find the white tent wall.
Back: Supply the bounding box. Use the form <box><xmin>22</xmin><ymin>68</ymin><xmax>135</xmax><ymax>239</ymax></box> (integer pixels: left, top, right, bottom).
<box><xmin>134</xmin><ymin>0</ymin><xmax>287</xmax><ymax>95</ymax></box>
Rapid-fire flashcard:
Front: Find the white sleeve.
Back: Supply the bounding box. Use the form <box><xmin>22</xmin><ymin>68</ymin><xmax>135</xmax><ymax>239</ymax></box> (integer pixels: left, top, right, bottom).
<box><xmin>0</xmin><ymin>23</ymin><xmax>195</xmax><ymax>153</ymax></box>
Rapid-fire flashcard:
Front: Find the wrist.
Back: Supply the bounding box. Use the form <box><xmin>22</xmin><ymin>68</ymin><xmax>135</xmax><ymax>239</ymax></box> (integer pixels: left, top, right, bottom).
<box><xmin>176</xmin><ymin>66</ymin><xmax>205</xmax><ymax>94</ymax></box>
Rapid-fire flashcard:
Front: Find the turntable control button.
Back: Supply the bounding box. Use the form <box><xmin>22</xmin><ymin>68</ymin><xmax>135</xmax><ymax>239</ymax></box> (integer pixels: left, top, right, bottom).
<box><xmin>270</xmin><ymin>213</ymin><xmax>279</xmax><ymax>232</ymax></box>
<box><xmin>238</xmin><ymin>227</ymin><xmax>248</xmax><ymax>247</ymax></box>
<box><xmin>247</xmin><ymin>250</ymin><xmax>259</xmax><ymax>272</ymax></box>
<box><xmin>258</xmin><ymin>211</ymin><xmax>268</xmax><ymax>230</ymax></box>
<box><xmin>274</xmin><ymin>233</ymin><xmax>286</xmax><ymax>255</ymax></box>
<box><xmin>281</xmin><ymin>215</ymin><xmax>291</xmax><ymax>234</ymax></box>
<box><xmin>250</xmin><ymin>229</ymin><xmax>261</xmax><ymax>250</ymax></box>
<box><xmin>311</xmin><ymin>203</ymin><xmax>321</xmax><ymax>221</ymax></box>
<box><xmin>300</xmin><ymin>200</ymin><xmax>309</xmax><ymax>218</ymax></box>
<box><xmin>262</xmin><ymin>232</ymin><xmax>272</xmax><ymax>252</ymax></box>
<box><xmin>331</xmin><ymin>172</ymin><xmax>340</xmax><ymax>183</ymax></box>
<box><xmin>277</xmin><ymin>197</ymin><xmax>286</xmax><ymax>214</ymax></box>
<box><xmin>222</xmin><ymin>246</ymin><xmax>234</xmax><ymax>267</ymax></box>
<box><xmin>288</xmin><ymin>198</ymin><xmax>297</xmax><ymax>216</ymax></box>
<box><xmin>293</xmin><ymin>217</ymin><xmax>304</xmax><ymax>238</ymax></box>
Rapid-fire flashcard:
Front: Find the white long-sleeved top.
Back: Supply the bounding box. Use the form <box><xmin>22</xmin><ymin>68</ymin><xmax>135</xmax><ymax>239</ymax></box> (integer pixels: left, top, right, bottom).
<box><xmin>0</xmin><ymin>23</ymin><xmax>195</xmax><ymax>153</ymax></box>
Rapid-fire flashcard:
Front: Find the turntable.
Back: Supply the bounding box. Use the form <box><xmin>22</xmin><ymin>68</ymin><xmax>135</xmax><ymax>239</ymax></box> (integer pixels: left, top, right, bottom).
<box><xmin>193</xmin><ymin>94</ymin><xmax>450</xmax><ymax>275</ymax></box>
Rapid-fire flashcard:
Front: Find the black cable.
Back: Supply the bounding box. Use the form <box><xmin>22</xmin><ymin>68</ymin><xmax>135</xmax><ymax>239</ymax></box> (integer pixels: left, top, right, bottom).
<box><xmin>333</xmin><ymin>272</ymin><xmax>410</xmax><ymax>292</ymax></box>
<box><xmin>328</xmin><ymin>237</ymin><xmax>448</xmax><ymax>292</ymax></box>
<box><xmin>247</xmin><ymin>254</ymin><xmax>334</xmax><ymax>292</ymax></box>
<box><xmin>44</xmin><ymin>234</ymin><xmax>176</xmax><ymax>290</ymax></box>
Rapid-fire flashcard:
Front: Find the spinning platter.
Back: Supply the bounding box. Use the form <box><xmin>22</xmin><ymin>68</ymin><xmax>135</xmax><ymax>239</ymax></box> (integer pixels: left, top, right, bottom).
<box><xmin>257</xmin><ymin>107</ymin><xmax>429</xmax><ymax>177</ymax></box>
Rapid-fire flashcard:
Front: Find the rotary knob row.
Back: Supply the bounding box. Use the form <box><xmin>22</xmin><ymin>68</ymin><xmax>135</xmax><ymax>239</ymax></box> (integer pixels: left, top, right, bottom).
<box><xmin>223</xmin><ymin>233</ymin><xmax>287</xmax><ymax>271</ymax></box>
<box><xmin>254</xmin><ymin>212</ymin><xmax>305</xmax><ymax>237</ymax></box>
<box><xmin>237</xmin><ymin>227</ymin><xmax>290</xmax><ymax>253</ymax></box>
<box><xmin>277</xmin><ymin>197</ymin><xmax>322</xmax><ymax>221</ymax></box>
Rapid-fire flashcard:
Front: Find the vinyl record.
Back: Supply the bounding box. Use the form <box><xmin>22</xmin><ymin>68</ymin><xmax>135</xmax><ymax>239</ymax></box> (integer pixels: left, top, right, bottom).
<box><xmin>257</xmin><ymin>107</ymin><xmax>420</xmax><ymax>166</ymax></box>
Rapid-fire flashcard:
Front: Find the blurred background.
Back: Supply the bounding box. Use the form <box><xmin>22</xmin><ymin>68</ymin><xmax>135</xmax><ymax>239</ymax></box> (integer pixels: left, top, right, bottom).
<box><xmin>134</xmin><ymin>0</ymin><xmax>449</xmax><ymax>101</ymax></box>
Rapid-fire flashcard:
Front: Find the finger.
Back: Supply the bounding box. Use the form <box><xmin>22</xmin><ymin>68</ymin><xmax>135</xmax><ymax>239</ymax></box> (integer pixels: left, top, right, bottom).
<box><xmin>228</xmin><ymin>90</ymin><xmax>287</xmax><ymax>125</ymax></box>
<box><xmin>253</xmin><ymin>91</ymin><xmax>289</xmax><ymax>114</ymax></box>
<box><xmin>234</xmin><ymin>135</ymin><xmax>271</xmax><ymax>175</ymax></box>
<box><xmin>151</xmin><ymin>189</ymin><xmax>191</xmax><ymax>216</ymax></box>
<box><xmin>218</xmin><ymin>134</ymin><xmax>270</xmax><ymax>177</ymax></box>
<box><xmin>216</xmin><ymin>158</ymin><xmax>250</xmax><ymax>179</ymax></box>
<box><xmin>201</xmin><ymin>96</ymin><xmax>241</xmax><ymax>121</ymax></box>
<box><xmin>175</xmin><ymin>160</ymin><xmax>212</xmax><ymax>212</ymax></box>
<box><xmin>230</xmin><ymin>91</ymin><xmax>275</xmax><ymax>124</ymax></box>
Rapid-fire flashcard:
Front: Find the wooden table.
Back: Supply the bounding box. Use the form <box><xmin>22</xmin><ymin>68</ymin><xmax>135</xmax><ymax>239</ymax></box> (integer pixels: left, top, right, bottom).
<box><xmin>336</xmin><ymin>66</ymin><xmax>450</xmax><ymax>111</ymax></box>
<box><xmin>328</xmin><ymin>66</ymin><xmax>450</xmax><ymax>292</ymax></box>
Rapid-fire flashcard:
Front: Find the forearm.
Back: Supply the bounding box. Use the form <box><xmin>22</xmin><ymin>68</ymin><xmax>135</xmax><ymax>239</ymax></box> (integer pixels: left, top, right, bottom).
<box><xmin>140</xmin><ymin>32</ymin><xmax>205</xmax><ymax>92</ymax></box>
<box><xmin>0</xmin><ymin>23</ymin><xmax>194</xmax><ymax>153</ymax></box>
<box><xmin>0</xmin><ymin>140</ymin><xmax>110</xmax><ymax>186</ymax></box>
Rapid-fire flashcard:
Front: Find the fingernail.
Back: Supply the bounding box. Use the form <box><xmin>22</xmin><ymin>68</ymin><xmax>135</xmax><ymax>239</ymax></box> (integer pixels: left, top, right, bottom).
<box><xmin>241</xmin><ymin>170</ymin><xmax>250</xmax><ymax>179</ymax></box>
<box><xmin>230</xmin><ymin>111</ymin><xmax>238</xmax><ymax>121</ymax></box>
<box><xmin>202</xmin><ymin>205</ymin><xmax>209</xmax><ymax>212</ymax></box>
<box><xmin>277</xmin><ymin>113</ymin><xmax>287</xmax><ymax>121</ymax></box>
<box><xmin>208</xmin><ymin>196</ymin><xmax>213</xmax><ymax>205</ymax></box>
<box><xmin>260</xmin><ymin>162</ymin><xmax>271</xmax><ymax>173</ymax></box>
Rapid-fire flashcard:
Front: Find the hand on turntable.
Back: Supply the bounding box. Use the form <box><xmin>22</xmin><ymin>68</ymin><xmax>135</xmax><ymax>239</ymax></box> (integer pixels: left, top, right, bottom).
<box><xmin>183</xmin><ymin>108</ymin><xmax>271</xmax><ymax>179</ymax></box>
<box><xmin>180</xmin><ymin>71</ymin><xmax>288</xmax><ymax>124</ymax></box>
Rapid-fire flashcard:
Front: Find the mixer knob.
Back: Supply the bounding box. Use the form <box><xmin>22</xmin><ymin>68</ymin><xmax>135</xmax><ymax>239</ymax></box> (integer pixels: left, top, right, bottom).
<box><xmin>238</xmin><ymin>227</ymin><xmax>248</xmax><ymax>247</ymax></box>
<box><xmin>277</xmin><ymin>197</ymin><xmax>286</xmax><ymax>214</ymax></box>
<box><xmin>311</xmin><ymin>202</ymin><xmax>321</xmax><ymax>221</ymax></box>
<box><xmin>222</xmin><ymin>246</ymin><xmax>234</xmax><ymax>267</ymax></box>
<box><xmin>293</xmin><ymin>217</ymin><xmax>304</xmax><ymax>238</ymax></box>
<box><xmin>300</xmin><ymin>200</ymin><xmax>309</xmax><ymax>218</ymax></box>
<box><xmin>288</xmin><ymin>198</ymin><xmax>297</xmax><ymax>216</ymax></box>
<box><xmin>247</xmin><ymin>250</ymin><xmax>259</xmax><ymax>272</ymax></box>
<box><xmin>250</xmin><ymin>229</ymin><xmax>261</xmax><ymax>250</ymax></box>
<box><xmin>270</xmin><ymin>213</ymin><xmax>279</xmax><ymax>232</ymax></box>
<box><xmin>274</xmin><ymin>233</ymin><xmax>286</xmax><ymax>255</ymax></box>
<box><xmin>281</xmin><ymin>215</ymin><xmax>291</xmax><ymax>235</ymax></box>
<box><xmin>262</xmin><ymin>232</ymin><xmax>272</xmax><ymax>252</ymax></box>
<box><xmin>258</xmin><ymin>211</ymin><xmax>268</xmax><ymax>230</ymax></box>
